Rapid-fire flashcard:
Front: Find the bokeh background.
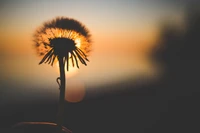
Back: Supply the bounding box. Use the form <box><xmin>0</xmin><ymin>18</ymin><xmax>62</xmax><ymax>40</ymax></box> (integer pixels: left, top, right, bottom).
<box><xmin>0</xmin><ymin>0</ymin><xmax>200</xmax><ymax>133</ymax></box>
<box><xmin>0</xmin><ymin>0</ymin><xmax>185</xmax><ymax>102</ymax></box>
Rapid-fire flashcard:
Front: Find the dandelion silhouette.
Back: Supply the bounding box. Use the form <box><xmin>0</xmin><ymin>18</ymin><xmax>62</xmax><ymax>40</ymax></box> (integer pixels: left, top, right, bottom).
<box><xmin>34</xmin><ymin>17</ymin><xmax>91</xmax><ymax>70</ymax></box>
<box><xmin>33</xmin><ymin>17</ymin><xmax>92</xmax><ymax>132</ymax></box>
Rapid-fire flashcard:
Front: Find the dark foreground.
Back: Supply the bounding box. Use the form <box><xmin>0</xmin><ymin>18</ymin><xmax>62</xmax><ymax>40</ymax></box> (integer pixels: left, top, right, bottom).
<box><xmin>1</xmin><ymin>72</ymin><xmax>200</xmax><ymax>133</ymax></box>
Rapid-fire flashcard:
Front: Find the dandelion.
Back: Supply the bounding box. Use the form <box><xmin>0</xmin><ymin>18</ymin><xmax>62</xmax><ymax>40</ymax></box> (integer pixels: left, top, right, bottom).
<box><xmin>34</xmin><ymin>17</ymin><xmax>91</xmax><ymax>70</ymax></box>
<box><xmin>33</xmin><ymin>17</ymin><xmax>92</xmax><ymax>132</ymax></box>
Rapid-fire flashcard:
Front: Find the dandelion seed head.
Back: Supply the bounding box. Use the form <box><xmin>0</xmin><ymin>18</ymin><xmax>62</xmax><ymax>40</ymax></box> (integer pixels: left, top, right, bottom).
<box><xmin>33</xmin><ymin>17</ymin><xmax>92</xmax><ymax>71</ymax></box>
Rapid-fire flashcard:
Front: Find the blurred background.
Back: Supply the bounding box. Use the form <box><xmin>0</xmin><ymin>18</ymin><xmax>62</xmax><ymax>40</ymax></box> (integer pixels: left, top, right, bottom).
<box><xmin>0</xmin><ymin>0</ymin><xmax>200</xmax><ymax>133</ymax></box>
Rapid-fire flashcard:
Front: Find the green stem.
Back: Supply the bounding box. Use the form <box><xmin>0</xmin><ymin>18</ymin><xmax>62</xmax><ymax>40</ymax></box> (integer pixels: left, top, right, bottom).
<box><xmin>56</xmin><ymin>57</ymin><xmax>66</xmax><ymax>133</ymax></box>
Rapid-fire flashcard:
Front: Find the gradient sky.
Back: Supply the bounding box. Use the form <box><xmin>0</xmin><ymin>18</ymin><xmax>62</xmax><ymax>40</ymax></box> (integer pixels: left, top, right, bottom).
<box><xmin>0</xmin><ymin>0</ymin><xmax>187</xmax><ymax>103</ymax></box>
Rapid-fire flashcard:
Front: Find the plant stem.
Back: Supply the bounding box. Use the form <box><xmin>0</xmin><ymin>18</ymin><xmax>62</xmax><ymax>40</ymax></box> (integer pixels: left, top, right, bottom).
<box><xmin>56</xmin><ymin>57</ymin><xmax>66</xmax><ymax>133</ymax></box>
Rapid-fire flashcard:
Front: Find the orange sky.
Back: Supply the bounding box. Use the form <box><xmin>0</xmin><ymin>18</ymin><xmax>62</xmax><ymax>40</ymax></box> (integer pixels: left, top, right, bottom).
<box><xmin>0</xmin><ymin>0</ymin><xmax>186</xmax><ymax>102</ymax></box>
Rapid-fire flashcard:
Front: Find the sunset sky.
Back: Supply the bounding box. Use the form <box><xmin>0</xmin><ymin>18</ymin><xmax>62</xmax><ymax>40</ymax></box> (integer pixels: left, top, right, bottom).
<box><xmin>0</xmin><ymin>0</ymin><xmax>187</xmax><ymax>103</ymax></box>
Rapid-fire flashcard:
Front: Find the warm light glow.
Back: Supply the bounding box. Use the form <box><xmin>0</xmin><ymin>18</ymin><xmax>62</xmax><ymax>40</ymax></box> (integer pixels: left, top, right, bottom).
<box><xmin>35</xmin><ymin>28</ymin><xmax>90</xmax><ymax>58</ymax></box>
<box><xmin>56</xmin><ymin>62</ymin><xmax>78</xmax><ymax>78</ymax></box>
<box><xmin>75</xmin><ymin>38</ymin><xmax>81</xmax><ymax>48</ymax></box>
<box><xmin>65</xmin><ymin>80</ymin><xmax>85</xmax><ymax>103</ymax></box>
<box><xmin>34</xmin><ymin>17</ymin><xmax>92</xmax><ymax>74</ymax></box>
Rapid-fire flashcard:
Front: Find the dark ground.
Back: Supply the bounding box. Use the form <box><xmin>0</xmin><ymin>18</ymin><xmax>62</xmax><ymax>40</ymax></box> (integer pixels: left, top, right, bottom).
<box><xmin>0</xmin><ymin>60</ymin><xmax>200</xmax><ymax>133</ymax></box>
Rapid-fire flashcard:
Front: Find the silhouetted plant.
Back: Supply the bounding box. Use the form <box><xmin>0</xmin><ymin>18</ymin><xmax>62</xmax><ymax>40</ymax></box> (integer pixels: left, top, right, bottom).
<box><xmin>33</xmin><ymin>17</ymin><xmax>92</xmax><ymax>132</ymax></box>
